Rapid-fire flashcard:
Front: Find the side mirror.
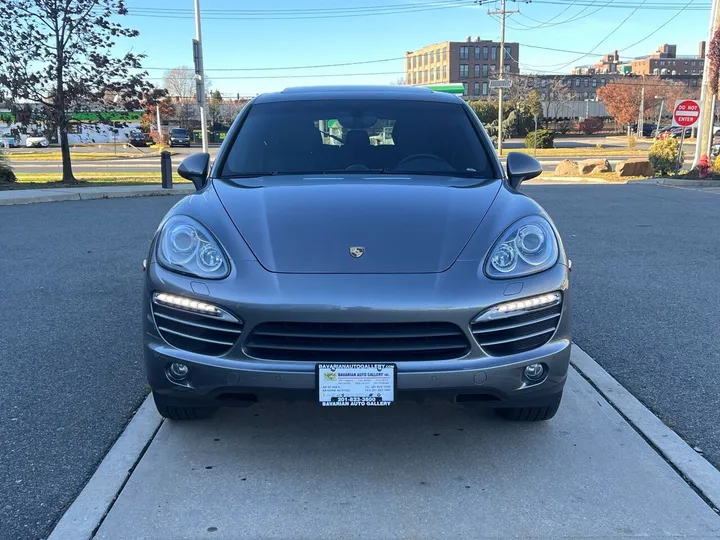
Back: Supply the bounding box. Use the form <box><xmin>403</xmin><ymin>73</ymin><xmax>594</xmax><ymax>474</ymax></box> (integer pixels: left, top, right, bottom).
<box><xmin>178</xmin><ymin>153</ymin><xmax>210</xmax><ymax>191</ymax></box>
<box><xmin>506</xmin><ymin>152</ymin><xmax>542</xmax><ymax>190</ymax></box>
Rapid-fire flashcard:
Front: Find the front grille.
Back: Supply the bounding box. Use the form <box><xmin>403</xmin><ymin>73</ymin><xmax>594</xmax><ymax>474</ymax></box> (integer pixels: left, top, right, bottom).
<box><xmin>152</xmin><ymin>303</ymin><xmax>243</xmax><ymax>356</ymax></box>
<box><xmin>245</xmin><ymin>321</ymin><xmax>471</xmax><ymax>361</ymax></box>
<box><xmin>471</xmin><ymin>304</ymin><xmax>562</xmax><ymax>357</ymax></box>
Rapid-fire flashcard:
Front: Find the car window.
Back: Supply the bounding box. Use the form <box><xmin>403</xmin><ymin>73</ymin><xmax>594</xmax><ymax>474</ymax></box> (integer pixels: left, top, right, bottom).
<box><xmin>171</xmin><ymin>129</ymin><xmax>187</xmax><ymax>136</ymax></box>
<box><xmin>220</xmin><ymin>99</ymin><xmax>497</xmax><ymax>179</ymax></box>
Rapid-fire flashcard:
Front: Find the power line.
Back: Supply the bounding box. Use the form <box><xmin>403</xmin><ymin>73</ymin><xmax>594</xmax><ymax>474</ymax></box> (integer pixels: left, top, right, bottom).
<box><xmin>511</xmin><ymin>0</ymin><xmax>613</xmax><ymax>30</ymax></box>
<box><xmin>121</xmin><ymin>1</ymin><xmax>479</xmax><ymax>20</ymax></box>
<box><xmin>148</xmin><ymin>70</ymin><xmax>406</xmax><ymax>81</ymax></box>
<box><xmin>143</xmin><ymin>56</ymin><xmax>406</xmax><ymax>72</ymax></box>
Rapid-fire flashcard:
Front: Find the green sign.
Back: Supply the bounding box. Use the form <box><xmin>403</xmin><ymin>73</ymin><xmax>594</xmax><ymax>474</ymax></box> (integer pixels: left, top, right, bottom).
<box><xmin>70</xmin><ymin>111</ymin><xmax>143</xmax><ymax>123</ymax></box>
<box><xmin>423</xmin><ymin>83</ymin><xmax>464</xmax><ymax>95</ymax></box>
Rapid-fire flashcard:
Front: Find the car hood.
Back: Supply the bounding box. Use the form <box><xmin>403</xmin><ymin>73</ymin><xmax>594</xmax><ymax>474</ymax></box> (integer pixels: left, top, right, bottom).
<box><xmin>213</xmin><ymin>176</ymin><xmax>501</xmax><ymax>274</ymax></box>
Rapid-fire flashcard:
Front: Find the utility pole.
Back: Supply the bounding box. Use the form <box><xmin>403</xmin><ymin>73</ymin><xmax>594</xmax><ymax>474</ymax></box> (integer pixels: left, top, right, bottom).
<box><xmin>637</xmin><ymin>86</ymin><xmax>645</xmax><ymax>138</ymax></box>
<box><xmin>654</xmin><ymin>95</ymin><xmax>664</xmax><ymax>139</ymax></box>
<box><xmin>193</xmin><ymin>0</ymin><xmax>209</xmax><ymax>154</ymax></box>
<box><xmin>692</xmin><ymin>0</ymin><xmax>719</xmax><ymax>168</ymax></box>
<box><xmin>487</xmin><ymin>0</ymin><xmax>518</xmax><ymax>156</ymax></box>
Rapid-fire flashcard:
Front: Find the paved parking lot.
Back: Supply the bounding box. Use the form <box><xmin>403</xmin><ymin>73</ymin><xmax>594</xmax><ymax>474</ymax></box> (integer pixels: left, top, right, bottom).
<box><xmin>1</xmin><ymin>182</ymin><xmax>719</xmax><ymax>539</ymax></box>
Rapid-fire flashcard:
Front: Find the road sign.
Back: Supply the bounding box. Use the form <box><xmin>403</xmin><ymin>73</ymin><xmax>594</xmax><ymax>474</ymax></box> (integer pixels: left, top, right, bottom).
<box><xmin>489</xmin><ymin>79</ymin><xmax>512</xmax><ymax>89</ymax></box>
<box><xmin>672</xmin><ymin>99</ymin><xmax>700</xmax><ymax>128</ymax></box>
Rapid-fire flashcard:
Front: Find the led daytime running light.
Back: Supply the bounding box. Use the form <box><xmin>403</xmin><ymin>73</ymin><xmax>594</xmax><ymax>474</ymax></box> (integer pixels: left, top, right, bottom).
<box><xmin>496</xmin><ymin>293</ymin><xmax>560</xmax><ymax>313</ymax></box>
<box><xmin>153</xmin><ymin>292</ymin><xmax>221</xmax><ymax>316</ymax></box>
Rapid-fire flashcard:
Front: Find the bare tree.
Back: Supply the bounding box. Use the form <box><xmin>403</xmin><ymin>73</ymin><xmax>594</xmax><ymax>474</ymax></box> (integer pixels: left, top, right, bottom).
<box><xmin>0</xmin><ymin>0</ymin><xmax>151</xmax><ymax>183</ymax></box>
<box><xmin>163</xmin><ymin>66</ymin><xmax>196</xmax><ymax>101</ymax></box>
<box><xmin>390</xmin><ymin>77</ymin><xmax>407</xmax><ymax>85</ymax></box>
<box><xmin>541</xmin><ymin>78</ymin><xmax>575</xmax><ymax>126</ymax></box>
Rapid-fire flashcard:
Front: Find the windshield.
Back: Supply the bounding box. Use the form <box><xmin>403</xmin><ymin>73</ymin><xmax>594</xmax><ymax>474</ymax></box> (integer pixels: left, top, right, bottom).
<box><xmin>220</xmin><ymin>99</ymin><xmax>496</xmax><ymax>178</ymax></box>
<box><xmin>171</xmin><ymin>129</ymin><xmax>188</xmax><ymax>136</ymax></box>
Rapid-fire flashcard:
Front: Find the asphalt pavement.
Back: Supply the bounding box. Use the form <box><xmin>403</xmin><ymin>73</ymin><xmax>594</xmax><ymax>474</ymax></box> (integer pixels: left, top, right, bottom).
<box><xmin>526</xmin><ymin>183</ymin><xmax>720</xmax><ymax>466</ymax></box>
<box><xmin>2</xmin><ymin>183</ymin><xmax>720</xmax><ymax>539</ymax></box>
<box><xmin>0</xmin><ymin>196</ymin><xmax>182</xmax><ymax>540</ymax></box>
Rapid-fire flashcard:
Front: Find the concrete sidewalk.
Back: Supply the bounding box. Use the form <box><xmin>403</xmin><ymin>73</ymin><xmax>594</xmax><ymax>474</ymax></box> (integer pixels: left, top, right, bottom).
<box><xmin>86</xmin><ymin>367</ymin><xmax>720</xmax><ymax>540</ymax></box>
<box><xmin>0</xmin><ymin>184</ymin><xmax>193</xmax><ymax>205</ymax></box>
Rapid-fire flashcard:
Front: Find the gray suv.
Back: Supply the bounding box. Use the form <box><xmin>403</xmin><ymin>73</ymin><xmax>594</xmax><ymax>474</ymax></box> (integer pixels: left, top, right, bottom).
<box><xmin>142</xmin><ymin>85</ymin><xmax>571</xmax><ymax>422</ymax></box>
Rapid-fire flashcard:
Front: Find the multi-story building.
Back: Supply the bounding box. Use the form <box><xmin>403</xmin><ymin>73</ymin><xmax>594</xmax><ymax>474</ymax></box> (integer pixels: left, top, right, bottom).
<box><xmin>405</xmin><ymin>36</ymin><xmax>520</xmax><ymax>98</ymax></box>
<box><xmin>573</xmin><ymin>42</ymin><xmax>706</xmax><ymax>77</ymax></box>
<box><xmin>628</xmin><ymin>42</ymin><xmax>705</xmax><ymax>76</ymax></box>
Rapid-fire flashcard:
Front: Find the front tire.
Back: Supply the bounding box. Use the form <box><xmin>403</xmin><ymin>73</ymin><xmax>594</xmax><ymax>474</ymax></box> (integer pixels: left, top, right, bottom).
<box><xmin>495</xmin><ymin>392</ymin><xmax>562</xmax><ymax>422</ymax></box>
<box><xmin>152</xmin><ymin>392</ymin><xmax>217</xmax><ymax>420</ymax></box>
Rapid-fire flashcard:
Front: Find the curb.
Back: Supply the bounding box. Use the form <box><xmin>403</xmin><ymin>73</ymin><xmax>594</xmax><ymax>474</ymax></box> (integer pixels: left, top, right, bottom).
<box><xmin>571</xmin><ymin>345</ymin><xmax>720</xmax><ymax>511</ymax></box>
<box><xmin>0</xmin><ymin>186</ymin><xmax>194</xmax><ymax>206</ymax></box>
<box><xmin>657</xmin><ymin>177</ymin><xmax>720</xmax><ymax>188</ymax></box>
<box><xmin>46</xmin><ymin>394</ymin><xmax>163</xmax><ymax>540</ymax></box>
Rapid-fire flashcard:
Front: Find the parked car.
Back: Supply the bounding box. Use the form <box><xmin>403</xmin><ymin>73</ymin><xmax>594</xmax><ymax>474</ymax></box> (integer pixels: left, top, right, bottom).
<box><xmin>128</xmin><ymin>130</ymin><xmax>148</xmax><ymax>147</ymax></box>
<box><xmin>658</xmin><ymin>126</ymin><xmax>692</xmax><ymax>140</ymax></box>
<box><xmin>143</xmin><ymin>85</ymin><xmax>571</xmax><ymax>422</ymax></box>
<box><xmin>168</xmin><ymin>128</ymin><xmax>191</xmax><ymax>147</ymax></box>
<box><xmin>25</xmin><ymin>134</ymin><xmax>50</xmax><ymax>148</ymax></box>
<box><xmin>0</xmin><ymin>132</ymin><xmax>19</xmax><ymax>148</ymax></box>
<box><xmin>630</xmin><ymin>123</ymin><xmax>655</xmax><ymax>137</ymax></box>
<box><xmin>711</xmin><ymin>134</ymin><xmax>720</xmax><ymax>158</ymax></box>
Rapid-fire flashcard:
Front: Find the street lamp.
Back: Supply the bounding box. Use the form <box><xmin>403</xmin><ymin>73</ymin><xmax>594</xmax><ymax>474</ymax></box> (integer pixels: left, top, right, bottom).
<box><xmin>654</xmin><ymin>95</ymin><xmax>664</xmax><ymax>139</ymax></box>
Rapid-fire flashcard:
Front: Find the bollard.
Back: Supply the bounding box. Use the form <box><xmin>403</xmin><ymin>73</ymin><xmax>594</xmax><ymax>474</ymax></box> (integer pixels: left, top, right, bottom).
<box><xmin>160</xmin><ymin>150</ymin><xmax>172</xmax><ymax>189</ymax></box>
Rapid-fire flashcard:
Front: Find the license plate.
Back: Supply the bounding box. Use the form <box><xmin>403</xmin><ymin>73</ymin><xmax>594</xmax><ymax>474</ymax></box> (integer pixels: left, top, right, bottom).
<box><xmin>317</xmin><ymin>363</ymin><xmax>396</xmax><ymax>407</ymax></box>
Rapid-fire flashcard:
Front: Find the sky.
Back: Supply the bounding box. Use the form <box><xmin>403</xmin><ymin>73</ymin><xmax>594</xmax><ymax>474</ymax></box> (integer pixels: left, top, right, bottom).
<box><xmin>117</xmin><ymin>0</ymin><xmax>713</xmax><ymax>98</ymax></box>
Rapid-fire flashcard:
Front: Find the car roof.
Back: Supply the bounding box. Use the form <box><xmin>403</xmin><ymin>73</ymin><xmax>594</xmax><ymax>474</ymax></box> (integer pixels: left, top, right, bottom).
<box><xmin>253</xmin><ymin>85</ymin><xmax>464</xmax><ymax>104</ymax></box>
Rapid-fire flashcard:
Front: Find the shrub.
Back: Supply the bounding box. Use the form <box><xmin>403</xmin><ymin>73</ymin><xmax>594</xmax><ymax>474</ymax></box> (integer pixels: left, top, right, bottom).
<box><xmin>577</xmin><ymin>117</ymin><xmax>604</xmax><ymax>135</ymax></box>
<box><xmin>627</xmin><ymin>136</ymin><xmax>637</xmax><ymax>150</ymax></box>
<box><xmin>0</xmin><ymin>149</ymin><xmax>16</xmax><ymax>183</ymax></box>
<box><xmin>525</xmin><ymin>129</ymin><xmax>555</xmax><ymax>149</ymax></box>
<box><xmin>648</xmin><ymin>137</ymin><xmax>682</xmax><ymax>176</ymax></box>
<box><xmin>714</xmin><ymin>154</ymin><xmax>720</xmax><ymax>172</ymax></box>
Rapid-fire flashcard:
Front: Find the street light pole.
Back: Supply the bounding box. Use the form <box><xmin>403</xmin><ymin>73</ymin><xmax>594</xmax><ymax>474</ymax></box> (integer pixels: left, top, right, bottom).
<box><xmin>654</xmin><ymin>96</ymin><xmax>664</xmax><ymax>139</ymax></box>
<box><xmin>193</xmin><ymin>0</ymin><xmax>209</xmax><ymax>154</ymax></box>
<box><xmin>156</xmin><ymin>101</ymin><xmax>163</xmax><ymax>145</ymax></box>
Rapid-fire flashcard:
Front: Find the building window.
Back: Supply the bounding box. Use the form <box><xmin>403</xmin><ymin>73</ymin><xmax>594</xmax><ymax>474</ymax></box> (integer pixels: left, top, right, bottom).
<box><xmin>482</xmin><ymin>81</ymin><xmax>488</xmax><ymax>95</ymax></box>
<box><xmin>583</xmin><ymin>78</ymin><xmax>589</xmax><ymax>87</ymax></box>
<box><xmin>463</xmin><ymin>81</ymin><xmax>468</xmax><ymax>95</ymax></box>
<box><xmin>474</xmin><ymin>64</ymin><xmax>480</xmax><ymax>77</ymax></box>
<box><xmin>413</xmin><ymin>56</ymin><xmax>417</xmax><ymax>68</ymax></box>
<box><xmin>436</xmin><ymin>66</ymin><xmax>440</xmax><ymax>80</ymax></box>
<box><xmin>443</xmin><ymin>64</ymin><xmax>447</xmax><ymax>79</ymax></box>
<box><xmin>407</xmin><ymin>58</ymin><xmax>412</xmax><ymax>69</ymax></box>
<box><xmin>575</xmin><ymin>78</ymin><xmax>580</xmax><ymax>87</ymax></box>
<box><xmin>459</xmin><ymin>46</ymin><xmax>469</xmax><ymax>60</ymax></box>
<box><xmin>592</xmin><ymin>78</ymin><xmax>597</xmax><ymax>87</ymax></box>
<box><xmin>430</xmin><ymin>68</ymin><xmax>434</xmax><ymax>81</ymax></box>
<box><xmin>600</xmin><ymin>78</ymin><xmax>606</xmax><ymax>85</ymax></box>
<box><xmin>490</xmin><ymin>64</ymin><xmax>496</xmax><ymax>73</ymax></box>
<box><xmin>483</xmin><ymin>46</ymin><xmax>489</xmax><ymax>60</ymax></box>
<box><xmin>473</xmin><ymin>47</ymin><xmax>480</xmax><ymax>60</ymax></box>
<box><xmin>424</xmin><ymin>52</ymin><xmax>428</xmax><ymax>65</ymax></box>
<box><xmin>425</xmin><ymin>69</ymin><xmax>428</xmax><ymax>82</ymax></box>
<box><xmin>430</xmin><ymin>51</ymin><xmax>434</xmax><ymax>64</ymax></box>
<box><xmin>504</xmin><ymin>45</ymin><xmax>511</xmax><ymax>60</ymax></box>
<box><xmin>583</xmin><ymin>92</ymin><xmax>589</xmax><ymax>98</ymax></box>
<box><xmin>591</xmin><ymin>93</ymin><xmax>596</xmax><ymax>99</ymax></box>
<box><xmin>474</xmin><ymin>81</ymin><xmax>480</xmax><ymax>96</ymax></box>
<box><xmin>418</xmin><ymin>71</ymin><xmax>422</xmax><ymax>83</ymax></box>
<box><xmin>412</xmin><ymin>72</ymin><xmax>416</xmax><ymax>84</ymax></box>
<box><xmin>460</xmin><ymin>64</ymin><xmax>469</xmax><ymax>78</ymax></box>
<box><xmin>491</xmin><ymin>46</ymin><xmax>497</xmax><ymax>60</ymax></box>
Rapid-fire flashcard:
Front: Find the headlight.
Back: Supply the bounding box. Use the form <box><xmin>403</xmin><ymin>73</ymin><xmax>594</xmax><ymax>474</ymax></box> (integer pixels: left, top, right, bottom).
<box><xmin>485</xmin><ymin>216</ymin><xmax>559</xmax><ymax>279</ymax></box>
<box><xmin>156</xmin><ymin>215</ymin><xmax>230</xmax><ymax>279</ymax></box>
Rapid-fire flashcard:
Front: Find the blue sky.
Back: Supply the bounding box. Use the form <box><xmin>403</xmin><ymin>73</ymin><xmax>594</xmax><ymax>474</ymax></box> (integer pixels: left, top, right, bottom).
<box><xmin>119</xmin><ymin>0</ymin><xmax>711</xmax><ymax>97</ymax></box>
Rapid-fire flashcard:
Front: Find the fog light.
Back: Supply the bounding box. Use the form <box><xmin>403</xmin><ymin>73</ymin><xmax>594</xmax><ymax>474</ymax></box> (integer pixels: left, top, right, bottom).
<box><xmin>524</xmin><ymin>363</ymin><xmax>545</xmax><ymax>382</ymax></box>
<box><xmin>169</xmin><ymin>362</ymin><xmax>189</xmax><ymax>380</ymax></box>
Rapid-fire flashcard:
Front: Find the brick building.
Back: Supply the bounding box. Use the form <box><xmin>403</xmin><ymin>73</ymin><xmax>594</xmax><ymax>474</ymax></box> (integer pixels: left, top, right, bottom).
<box><xmin>628</xmin><ymin>42</ymin><xmax>705</xmax><ymax>76</ymax></box>
<box><xmin>405</xmin><ymin>36</ymin><xmax>520</xmax><ymax>98</ymax></box>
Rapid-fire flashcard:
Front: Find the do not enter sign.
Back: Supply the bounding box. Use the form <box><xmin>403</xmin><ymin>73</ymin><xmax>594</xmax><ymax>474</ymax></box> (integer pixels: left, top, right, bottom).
<box><xmin>672</xmin><ymin>99</ymin><xmax>700</xmax><ymax>128</ymax></box>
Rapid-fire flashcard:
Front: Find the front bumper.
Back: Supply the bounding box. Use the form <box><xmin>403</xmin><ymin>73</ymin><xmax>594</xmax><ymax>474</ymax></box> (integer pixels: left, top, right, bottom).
<box><xmin>143</xmin><ymin>260</ymin><xmax>571</xmax><ymax>408</ymax></box>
